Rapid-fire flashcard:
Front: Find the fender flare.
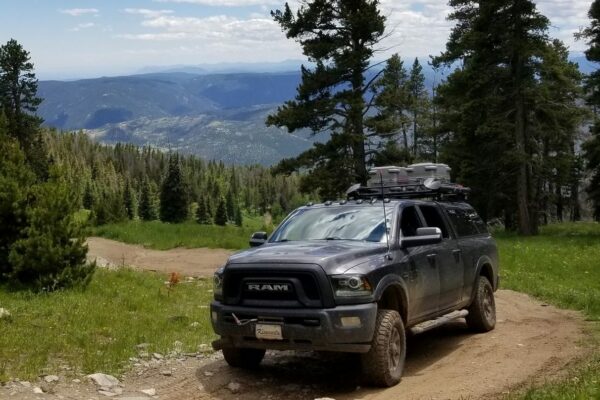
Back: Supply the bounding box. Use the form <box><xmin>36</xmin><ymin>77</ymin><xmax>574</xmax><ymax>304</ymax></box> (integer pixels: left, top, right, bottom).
<box><xmin>373</xmin><ymin>274</ymin><xmax>410</xmax><ymax>324</ymax></box>
<box><xmin>469</xmin><ymin>255</ymin><xmax>496</xmax><ymax>302</ymax></box>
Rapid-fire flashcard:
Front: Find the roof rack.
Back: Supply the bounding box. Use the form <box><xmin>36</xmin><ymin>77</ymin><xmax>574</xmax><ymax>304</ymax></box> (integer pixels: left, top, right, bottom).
<box><xmin>346</xmin><ymin>180</ymin><xmax>471</xmax><ymax>202</ymax></box>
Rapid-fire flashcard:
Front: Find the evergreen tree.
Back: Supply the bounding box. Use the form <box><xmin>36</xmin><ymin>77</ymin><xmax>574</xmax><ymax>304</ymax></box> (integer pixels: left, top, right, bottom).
<box><xmin>579</xmin><ymin>0</ymin><xmax>600</xmax><ymax>221</ymax></box>
<box><xmin>433</xmin><ymin>0</ymin><xmax>581</xmax><ymax>233</ymax></box>
<box><xmin>196</xmin><ymin>196</ymin><xmax>212</xmax><ymax>225</ymax></box>
<box><xmin>123</xmin><ymin>180</ymin><xmax>136</xmax><ymax>220</ymax></box>
<box><xmin>234</xmin><ymin>204</ymin><xmax>243</xmax><ymax>227</ymax></box>
<box><xmin>159</xmin><ymin>155</ymin><xmax>189</xmax><ymax>223</ymax></box>
<box><xmin>205</xmin><ymin>195</ymin><xmax>214</xmax><ymax>221</ymax></box>
<box><xmin>0</xmin><ymin>131</ymin><xmax>34</xmax><ymax>279</ymax></box>
<box><xmin>139</xmin><ymin>179</ymin><xmax>155</xmax><ymax>221</ymax></box>
<box><xmin>214</xmin><ymin>197</ymin><xmax>228</xmax><ymax>226</ymax></box>
<box><xmin>226</xmin><ymin>189</ymin><xmax>235</xmax><ymax>222</ymax></box>
<box><xmin>8</xmin><ymin>168</ymin><xmax>95</xmax><ymax>291</ymax></box>
<box><xmin>367</xmin><ymin>54</ymin><xmax>412</xmax><ymax>153</ymax></box>
<box><xmin>0</xmin><ymin>39</ymin><xmax>47</xmax><ymax>179</ymax></box>
<box><xmin>267</xmin><ymin>0</ymin><xmax>386</xmax><ymax>197</ymax></box>
<box><xmin>82</xmin><ymin>182</ymin><xmax>95</xmax><ymax>210</ymax></box>
<box><xmin>407</xmin><ymin>58</ymin><xmax>428</xmax><ymax>157</ymax></box>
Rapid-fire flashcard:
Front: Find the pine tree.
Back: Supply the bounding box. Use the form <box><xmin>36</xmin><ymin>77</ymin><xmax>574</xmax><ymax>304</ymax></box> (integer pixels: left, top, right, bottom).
<box><xmin>407</xmin><ymin>58</ymin><xmax>428</xmax><ymax>157</ymax></box>
<box><xmin>214</xmin><ymin>197</ymin><xmax>228</xmax><ymax>226</ymax></box>
<box><xmin>159</xmin><ymin>155</ymin><xmax>189</xmax><ymax>223</ymax></box>
<box><xmin>367</xmin><ymin>54</ymin><xmax>412</xmax><ymax>153</ymax></box>
<box><xmin>196</xmin><ymin>196</ymin><xmax>211</xmax><ymax>225</ymax></box>
<box><xmin>123</xmin><ymin>180</ymin><xmax>136</xmax><ymax>220</ymax></box>
<box><xmin>82</xmin><ymin>182</ymin><xmax>95</xmax><ymax>210</ymax></box>
<box><xmin>0</xmin><ymin>130</ymin><xmax>34</xmax><ymax>279</ymax></box>
<box><xmin>579</xmin><ymin>0</ymin><xmax>600</xmax><ymax>221</ymax></box>
<box><xmin>433</xmin><ymin>0</ymin><xmax>581</xmax><ymax>233</ymax></box>
<box><xmin>8</xmin><ymin>168</ymin><xmax>95</xmax><ymax>291</ymax></box>
<box><xmin>139</xmin><ymin>179</ymin><xmax>155</xmax><ymax>221</ymax></box>
<box><xmin>225</xmin><ymin>189</ymin><xmax>235</xmax><ymax>222</ymax></box>
<box><xmin>0</xmin><ymin>39</ymin><xmax>47</xmax><ymax>179</ymax></box>
<box><xmin>267</xmin><ymin>0</ymin><xmax>386</xmax><ymax>197</ymax></box>
<box><xmin>234</xmin><ymin>204</ymin><xmax>243</xmax><ymax>227</ymax></box>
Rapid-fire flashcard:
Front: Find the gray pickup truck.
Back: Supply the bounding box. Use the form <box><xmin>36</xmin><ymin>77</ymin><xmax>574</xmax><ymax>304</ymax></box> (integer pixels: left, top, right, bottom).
<box><xmin>210</xmin><ymin>174</ymin><xmax>499</xmax><ymax>387</ymax></box>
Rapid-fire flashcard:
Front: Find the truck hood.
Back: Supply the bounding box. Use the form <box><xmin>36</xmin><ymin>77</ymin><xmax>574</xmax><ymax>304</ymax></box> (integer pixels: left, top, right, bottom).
<box><xmin>226</xmin><ymin>241</ymin><xmax>386</xmax><ymax>274</ymax></box>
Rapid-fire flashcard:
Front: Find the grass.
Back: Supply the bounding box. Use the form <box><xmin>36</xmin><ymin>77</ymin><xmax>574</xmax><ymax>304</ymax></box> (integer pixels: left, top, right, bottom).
<box><xmin>92</xmin><ymin>215</ymin><xmax>270</xmax><ymax>250</ymax></box>
<box><xmin>0</xmin><ymin>268</ymin><xmax>216</xmax><ymax>382</ymax></box>
<box><xmin>1</xmin><ymin>220</ymin><xmax>599</xmax><ymax>397</ymax></box>
<box><xmin>496</xmin><ymin>222</ymin><xmax>600</xmax><ymax>399</ymax></box>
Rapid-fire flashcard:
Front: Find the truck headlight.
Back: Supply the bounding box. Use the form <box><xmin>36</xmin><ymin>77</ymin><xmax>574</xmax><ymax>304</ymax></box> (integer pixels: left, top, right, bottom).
<box><xmin>213</xmin><ymin>269</ymin><xmax>224</xmax><ymax>297</ymax></box>
<box><xmin>330</xmin><ymin>275</ymin><xmax>372</xmax><ymax>298</ymax></box>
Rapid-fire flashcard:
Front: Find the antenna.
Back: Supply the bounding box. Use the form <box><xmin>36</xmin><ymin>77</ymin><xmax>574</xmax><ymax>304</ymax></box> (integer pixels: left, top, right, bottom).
<box><xmin>379</xmin><ymin>170</ymin><xmax>392</xmax><ymax>260</ymax></box>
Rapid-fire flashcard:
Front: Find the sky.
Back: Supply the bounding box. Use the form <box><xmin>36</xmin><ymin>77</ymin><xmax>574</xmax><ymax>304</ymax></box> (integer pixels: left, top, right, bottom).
<box><xmin>0</xmin><ymin>0</ymin><xmax>593</xmax><ymax>80</ymax></box>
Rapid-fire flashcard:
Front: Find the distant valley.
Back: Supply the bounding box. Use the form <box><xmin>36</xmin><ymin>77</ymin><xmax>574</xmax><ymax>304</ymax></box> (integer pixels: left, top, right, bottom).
<box><xmin>37</xmin><ymin>55</ymin><xmax>593</xmax><ymax>165</ymax></box>
<box><xmin>37</xmin><ymin>71</ymin><xmax>317</xmax><ymax>165</ymax></box>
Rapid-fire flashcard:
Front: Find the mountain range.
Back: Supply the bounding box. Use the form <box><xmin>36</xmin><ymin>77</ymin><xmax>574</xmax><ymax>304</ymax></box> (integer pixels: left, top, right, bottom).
<box><xmin>37</xmin><ymin>55</ymin><xmax>596</xmax><ymax>165</ymax></box>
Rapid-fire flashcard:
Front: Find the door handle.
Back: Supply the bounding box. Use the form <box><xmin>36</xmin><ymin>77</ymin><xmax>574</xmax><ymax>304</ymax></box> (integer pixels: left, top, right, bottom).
<box><xmin>452</xmin><ymin>249</ymin><xmax>462</xmax><ymax>263</ymax></box>
<box><xmin>427</xmin><ymin>254</ymin><xmax>437</xmax><ymax>268</ymax></box>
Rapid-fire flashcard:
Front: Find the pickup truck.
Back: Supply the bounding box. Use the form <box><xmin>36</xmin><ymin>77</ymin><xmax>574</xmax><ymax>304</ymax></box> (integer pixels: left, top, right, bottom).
<box><xmin>210</xmin><ymin>192</ymin><xmax>499</xmax><ymax>387</ymax></box>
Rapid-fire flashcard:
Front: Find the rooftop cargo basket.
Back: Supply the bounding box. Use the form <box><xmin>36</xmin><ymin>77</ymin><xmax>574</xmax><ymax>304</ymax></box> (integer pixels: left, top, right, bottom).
<box><xmin>349</xmin><ymin>163</ymin><xmax>470</xmax><ymax>201</ymax></box>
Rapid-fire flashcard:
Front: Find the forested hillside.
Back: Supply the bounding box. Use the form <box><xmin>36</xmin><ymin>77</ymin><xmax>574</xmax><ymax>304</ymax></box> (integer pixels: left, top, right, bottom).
<box><xmin>45</xmin><ymin>130</ymin><xmax>311</xmax><ymax>226</ymax></box>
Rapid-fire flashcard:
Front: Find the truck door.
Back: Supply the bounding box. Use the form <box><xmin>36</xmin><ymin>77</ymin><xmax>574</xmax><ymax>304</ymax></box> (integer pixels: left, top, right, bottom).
<box><xmin>418</xmin><ymin>204</ymin><xmax>463</xmax><ymax>310</ymax></box>
<box><xmin>399</xmin><ymin>205</ymin><xmax>440</xmax><ymax>320</ymax></box>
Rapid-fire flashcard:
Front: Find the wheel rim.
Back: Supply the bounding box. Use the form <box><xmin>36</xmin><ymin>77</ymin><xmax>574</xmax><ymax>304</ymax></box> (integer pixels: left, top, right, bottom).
<box><xmin>388</xmin><ymin>327</ymin><xmax>401</xmax><ymax>372</ymax></box>
<box><xmin>482</xmin><ymin>285</ymin><xmax>495</xmax><ymax>323</ymax></box>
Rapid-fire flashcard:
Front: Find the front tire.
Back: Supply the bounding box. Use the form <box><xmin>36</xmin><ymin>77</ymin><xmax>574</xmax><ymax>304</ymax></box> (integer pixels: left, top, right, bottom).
<box><xmin>222</xmin><ymin>347</ymin><xmax>266</xmax><ymax>369</ymax></box>
<box><xmin>361</xmin><ymin>309</ymin><xmax>406</xmax><ymax>387</ymax></box>
<box><xmin>466</xmin><ymin>276</ymin><xmax>496</xmax><ymax>332</ymax></box>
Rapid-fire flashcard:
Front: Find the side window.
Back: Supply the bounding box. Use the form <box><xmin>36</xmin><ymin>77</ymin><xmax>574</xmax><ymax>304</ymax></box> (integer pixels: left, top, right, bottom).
<box><xmin>446</xmin><ymin>207</ymin><xmax>480</xmax><ymax>237</ymax></box>
<box><xmin>399</xmin><ymin>206</ymin><xmax>423</xmax><ymax>237</ymax></box>
<box><xmin>418</xmin><ymin>205</ymin><xmax>450</xmax><ymax>238</ymax></box>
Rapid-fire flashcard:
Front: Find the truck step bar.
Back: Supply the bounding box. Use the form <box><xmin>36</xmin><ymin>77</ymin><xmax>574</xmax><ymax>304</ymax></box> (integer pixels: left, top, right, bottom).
<box><xmin>409</xmin><ymin>309</ymin><xmax>469</xmax><ymax>335</ymax></box>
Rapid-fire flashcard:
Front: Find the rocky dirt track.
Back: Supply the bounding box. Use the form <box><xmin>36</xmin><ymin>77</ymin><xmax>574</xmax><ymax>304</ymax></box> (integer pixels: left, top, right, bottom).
<box><xmin>6</xmin><ymin>239</ymin><xmax>585</xmax><ymax>400</ymax></box>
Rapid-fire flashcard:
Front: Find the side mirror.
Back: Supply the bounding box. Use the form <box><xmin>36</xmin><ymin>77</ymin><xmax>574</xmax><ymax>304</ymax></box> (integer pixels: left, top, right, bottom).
<box><xmin>249</xmin><ymin>231</ymin><xmax>268</xmax><ymax>247</ymax></box>
<box><xmin>401</xmin><ymin>227</ymin><xmax>442</xmax><ymax>249</ymax></box>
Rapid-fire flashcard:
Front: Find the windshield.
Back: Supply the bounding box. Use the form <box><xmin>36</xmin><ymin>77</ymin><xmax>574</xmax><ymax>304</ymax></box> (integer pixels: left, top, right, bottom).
<box><xmin>270</xmin><ymin>205</ymin><xmax>393</xmax><ymax>243</ymax></box>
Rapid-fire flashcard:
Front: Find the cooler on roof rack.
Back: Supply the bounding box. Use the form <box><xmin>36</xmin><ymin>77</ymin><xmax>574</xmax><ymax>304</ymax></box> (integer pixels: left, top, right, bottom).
<box><xmin>351</xmin><ymin>163</ymin><xmax>469</xmax><ymax>201</ymax></box>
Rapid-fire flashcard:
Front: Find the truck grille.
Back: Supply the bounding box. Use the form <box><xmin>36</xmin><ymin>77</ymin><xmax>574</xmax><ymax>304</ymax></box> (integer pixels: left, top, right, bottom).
<box><xmin>223</xmin><ymin>268</ymin><xmax>324</xmax><ymax>308</ymax></box>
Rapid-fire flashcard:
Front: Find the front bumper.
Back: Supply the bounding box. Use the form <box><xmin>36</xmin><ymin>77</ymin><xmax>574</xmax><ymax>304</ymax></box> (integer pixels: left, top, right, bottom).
<box><xmin>210</xmin><ymin>301</ymin><xmax>377</xmax><ymax>353</ymax></box>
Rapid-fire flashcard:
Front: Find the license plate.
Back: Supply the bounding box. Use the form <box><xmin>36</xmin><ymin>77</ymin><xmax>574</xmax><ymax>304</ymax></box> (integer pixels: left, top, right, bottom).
<box><xmin>255</xmin><ymin>324</ymin><xmax>283</xmax><ymax>340</ymax></box>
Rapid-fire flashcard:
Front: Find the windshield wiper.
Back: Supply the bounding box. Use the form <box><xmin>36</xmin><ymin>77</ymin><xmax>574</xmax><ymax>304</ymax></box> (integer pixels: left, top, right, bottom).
<box><xmin>272</xmin><ymin>239</ymin><xmax>292</xmax><ymax>243</ymax></box>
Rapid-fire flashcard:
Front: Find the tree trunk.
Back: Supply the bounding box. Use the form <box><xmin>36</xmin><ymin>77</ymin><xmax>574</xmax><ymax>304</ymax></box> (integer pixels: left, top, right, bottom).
<box><xmin>413</xmin><ymin>111</ymin><xmax>418</xmax><ymax>157</ymax></box>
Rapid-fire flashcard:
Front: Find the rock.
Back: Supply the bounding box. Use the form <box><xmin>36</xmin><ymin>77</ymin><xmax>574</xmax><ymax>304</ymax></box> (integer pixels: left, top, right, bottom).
<box><xmin>72</xmin><ymin>379</ymin><xmax>81</xmax><ymax>384</ymax></box>
<box><xmin>32</xmin><ymin>387</ymin><xmax>44</xmax><ymax>394</ymax></box>
<box><xmin>20</xmin><ymin>381</ymin><xmax>31</xmax><ymax>388</ymax></box>
<box><xmin>44</xmin><ymin>375</ymin><xmax>59</xmax><ymax>383</ymax></box>
<box><xmin>138</xmin><ymin>351</ymin><xmax>149</xmax><ymax>358</ymax></box>
<box><xmin>173</xmin><ymin>340</ymin><xmax>183</xmax><ymax>353</ymax></box>
<box><xmin>160</xmin><ymin>370</ymin><xmax>172</xmax><ymax>376</ymax></box>
<box><xmin>136</xmin><ymin>343</ymin><xmax>150</xmax><ymax>349</ymax></box>
<box><xmin>87</xmin><ymin>373</ymin><xmax>120</xmax><ymax>388</ymax></box>
<box><xmin>152</xmin><ymin>353</ymin><xmax>163</xmax><ymax>360</ymax></box>
<box><xmin>118</xmin><ymin>398</ymin><xmax>149</xmax><ymax>400</ymax></box>
<box><xmin>190</xmin><ymin>321</ymin><xmax>200</xmax><ymax>328</ymax></box>
<box><xmin>98</xmin><ymin>389</ymin><xmax>117</xmax><ymax>397</ymax></box>
<box><xmin>227</xmin><ymin>381</ymin><xmax>241</xmax><ymax>394</ymax></box>
<box><xmin>140</xmin><ymin>388</ymin><xmax>156</xmax><ymax>396</ymax></box>
<box><xmin>0</xmin><ymin>308</ymin><xmax>11</xmax><ymax>318</ymax></box>
<box><xmin>314</xmin><ymin>398</ymin><xmax>336</xmax><ymax>400</ymax></box>
<box><xmin>203</xmin><ymin>371</ymin><xmax>214</xmax><ymax>377</ymax></box>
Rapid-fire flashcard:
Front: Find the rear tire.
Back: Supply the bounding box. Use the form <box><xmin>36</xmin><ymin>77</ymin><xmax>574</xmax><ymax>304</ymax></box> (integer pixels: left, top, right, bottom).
<box><xmin>361</xmin><ymin>309</ymin><xmax>406</xmax><ymax>387</ymax></box>
<box><xmin>466</xmin><ymin>276</ymin><xmax>496</xmax><ymax>332</ymax></box>
<box><xmin>222</xmin><ymin>347</ymin><xmax>266</xmax><ymax>369</ymax></box>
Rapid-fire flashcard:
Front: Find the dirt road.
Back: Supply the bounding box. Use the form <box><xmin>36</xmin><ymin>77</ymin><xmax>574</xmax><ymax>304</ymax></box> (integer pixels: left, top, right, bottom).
<box><xmin>58</xmin><ymin>238</ymin><xmax>587</xmax><ymax>400</ymax></box>
<box><xmin>2</xmin><ymin>291</ymin><xmax>585</xmax><ymax>400</ymax></box>
<box><xmin>86</xmin><ymin>237</ymin><xmax>234</xmax><ymax>276</ymax></box>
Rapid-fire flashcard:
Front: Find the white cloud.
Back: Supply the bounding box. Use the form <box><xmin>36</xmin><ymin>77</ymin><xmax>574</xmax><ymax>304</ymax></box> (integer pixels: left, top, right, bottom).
<box><xmin>153</xmin><ymin>0</ymin><xmax>280</xmax><ymax>6</ymax></box>
<box><xmin>69</xmin><ymin>22</ymin><xmax>96</xmax><ymax>32</ymax></box>
<box><xmin>123</xmin><ymin>8</ymin><xmax>175</xmax><ymax>18</ymax></box>
<box><xmin>59</xmin><ymin>8</ymin><xmax>99</xmax><ymax>17</ymax></box>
